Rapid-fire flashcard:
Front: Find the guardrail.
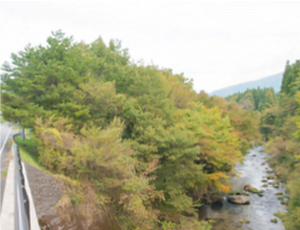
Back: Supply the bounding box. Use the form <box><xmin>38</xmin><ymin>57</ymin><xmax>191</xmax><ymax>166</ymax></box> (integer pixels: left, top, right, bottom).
<box><xmin>12</xmin><ymin>133</ymin><xmax>30</xmax><ymax>230</ymax></box>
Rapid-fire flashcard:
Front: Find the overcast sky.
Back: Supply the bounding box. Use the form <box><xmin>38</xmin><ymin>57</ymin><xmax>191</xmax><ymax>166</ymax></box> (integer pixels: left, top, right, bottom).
<box><xmin>1</xmin><ymin>1</ymin><xmax>300</xmax><ymax>93</ymax></box>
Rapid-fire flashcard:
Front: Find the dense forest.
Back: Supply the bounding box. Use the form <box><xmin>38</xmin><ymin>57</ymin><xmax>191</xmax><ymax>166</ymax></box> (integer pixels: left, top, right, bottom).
<box><xmin>0</xmin><ymin>31</ymin><xmax>261</xmax><ymax>229</ymax></box>
<box><xmin>225</xmin><ymin>87</ymin><xmax>278</xmax><ymax>111</ymax></box>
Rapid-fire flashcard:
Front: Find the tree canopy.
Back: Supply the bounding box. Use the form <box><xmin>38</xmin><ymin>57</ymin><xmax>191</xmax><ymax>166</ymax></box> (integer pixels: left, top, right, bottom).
<box><xmin>1</xmin><ymin>31</ymin><xmax>261</xmax><ymax>229</ymax></box>
<box><xmin>225</xmin><ymin>87</ymin><xmax>278</xmax><ymax>111</ymax></box>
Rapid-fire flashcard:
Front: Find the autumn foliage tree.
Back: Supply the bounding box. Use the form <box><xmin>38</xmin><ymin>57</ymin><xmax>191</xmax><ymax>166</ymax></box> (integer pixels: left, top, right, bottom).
<box><xmin>195</xmin><ymin>92</ymin><xmax>261</xmax><ymax>154</ymax></box>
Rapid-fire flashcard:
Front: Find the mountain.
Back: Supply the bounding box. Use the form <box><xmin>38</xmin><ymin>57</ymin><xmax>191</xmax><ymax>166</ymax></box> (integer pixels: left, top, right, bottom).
<box><xmin>209</xmin><ymin>73</ymin><xmax>283</xmax><ymax>97</ymax></box>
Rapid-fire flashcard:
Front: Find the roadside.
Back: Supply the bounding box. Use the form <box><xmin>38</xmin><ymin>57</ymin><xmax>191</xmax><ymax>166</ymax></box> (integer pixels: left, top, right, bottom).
<box><xmin>0</xmin><ymin>122</ymin><xmax>14</xmax><ymax>212</ymax></box>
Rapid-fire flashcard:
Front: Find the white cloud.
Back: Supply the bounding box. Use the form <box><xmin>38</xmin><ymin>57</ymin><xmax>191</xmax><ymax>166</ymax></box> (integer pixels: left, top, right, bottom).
<box><xmin>1</xmin><ymin>1</ymin><xmax>300</xmax><ymax>93</ymax></box>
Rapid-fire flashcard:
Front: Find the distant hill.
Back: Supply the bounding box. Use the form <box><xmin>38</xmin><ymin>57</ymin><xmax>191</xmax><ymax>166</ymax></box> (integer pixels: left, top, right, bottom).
<box><xmin>209</xmin><ymin>73</ymin><xmax>283</xmax><ymax>97</ymax></box>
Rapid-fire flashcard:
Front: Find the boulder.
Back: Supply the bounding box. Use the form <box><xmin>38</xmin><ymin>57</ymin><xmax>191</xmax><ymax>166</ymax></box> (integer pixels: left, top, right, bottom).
<box><xmin>243</xmin><ymin>184</ymin><xmax>262</xmax><ymax>193</ymax></box>
<box><xmin>258</xmin><ymin>193</ymin><xmax>263</xmax><ymax>197</ymax></box>
<box><xmin>227</xmin><ymin>195</ymin><xmax>250</xmax><ymax>204</ymax></box>
<box><xmin>281</xmin><ymin>200</ymin><xmax>288</xmax><ymax>205</ymax></box>
<box><xmin>275</xmin><ymin>192</ymin><xmax>284</xmax><ymax>195</ymax></box>
<box><xmin>267</xmin><ymin>175</ymin><xmax>277</xmax><ymax>180</ymax></box>
<box><xmin>272</xmin><ymin>182</ymin><xmax>279</xmax><ymax>188</ymax></box>
<box><xmin>239</xmin><ymin>219</ymin><xmax>250</xmax><ymax>224</ymax></box>
<box><xmin>243</xmin><ymin>184</ymin><xmax>251</xmax><ymax>190</ymax></box>
<box><xmin>271</xmin><ymin>218</ymin><xmax>278</xmax><ymax>223</ymax></box>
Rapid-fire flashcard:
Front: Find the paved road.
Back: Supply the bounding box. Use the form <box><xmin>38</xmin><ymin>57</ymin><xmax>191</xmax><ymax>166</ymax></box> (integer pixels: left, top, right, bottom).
<box><xmin>0</xmin><ymin>122</ymin><xmax>13</xmax><ymax>213</ymax></box>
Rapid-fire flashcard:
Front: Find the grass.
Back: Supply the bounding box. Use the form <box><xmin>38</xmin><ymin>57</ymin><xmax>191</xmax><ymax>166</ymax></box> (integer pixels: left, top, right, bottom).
<box><xmin>1</xmin><ymin>171</ymin><xmax>7</xmax><ymax>178</ymax></box>
<box><xmin>15</xmin><ymin>135</ymin><xmax>51</xmax><ymax>174</ymax></box>
<box><xmin>1</xmin><ymin>160</ymin><xmax>10</xmax><ymax>178</ymax></box>
<box><xmin>19</xmin><ymin>145</ymin><xmax>51</xmax><ymax>174</ymax></box>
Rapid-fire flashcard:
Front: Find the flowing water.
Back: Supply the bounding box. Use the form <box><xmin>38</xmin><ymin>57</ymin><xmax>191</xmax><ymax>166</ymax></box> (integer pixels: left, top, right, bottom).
<box><xmin>199</xmin><ymin>146</ymin><xmax>287</xmax><ymax>230</ymax></box>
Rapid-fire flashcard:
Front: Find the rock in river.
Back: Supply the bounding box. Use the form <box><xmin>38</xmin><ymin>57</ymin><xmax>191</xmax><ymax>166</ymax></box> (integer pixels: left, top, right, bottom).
<box><xmin>243</xmin><ymin>184</ymin><xmax>262</xmax><ymax>193</ymax></box>
<box><xmin>227</xmin><ymin>195</ymin><xmax>250</xmax><ymax>204</ymax></box>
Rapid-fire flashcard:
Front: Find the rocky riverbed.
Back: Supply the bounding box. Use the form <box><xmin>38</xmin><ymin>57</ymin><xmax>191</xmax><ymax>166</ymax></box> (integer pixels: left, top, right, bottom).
<box><xmin>199</xmin><ymin>146</ymin><xmax>287</xmax><ymax>230</ymax></box>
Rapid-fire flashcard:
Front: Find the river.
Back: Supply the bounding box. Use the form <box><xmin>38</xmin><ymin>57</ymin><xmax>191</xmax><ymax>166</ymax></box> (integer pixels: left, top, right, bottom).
<box><xmin>199</xmin><ymin>146</ymin><xmax>287</xmax><ymax>230</ymax></box>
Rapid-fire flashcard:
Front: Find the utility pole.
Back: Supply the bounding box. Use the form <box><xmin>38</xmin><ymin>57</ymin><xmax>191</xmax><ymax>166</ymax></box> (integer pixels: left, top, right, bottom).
<box><xmin>21</xmin><ymin>126</ymin><xmax>25</xmax><ymax>141</ymax></box>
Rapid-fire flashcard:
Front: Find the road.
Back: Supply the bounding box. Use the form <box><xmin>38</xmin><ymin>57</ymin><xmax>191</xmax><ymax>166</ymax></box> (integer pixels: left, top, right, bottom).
<box><xmin>0</xmin><ymin>122</ymin><xmax>13</xmax><ymax>213</ymax></box>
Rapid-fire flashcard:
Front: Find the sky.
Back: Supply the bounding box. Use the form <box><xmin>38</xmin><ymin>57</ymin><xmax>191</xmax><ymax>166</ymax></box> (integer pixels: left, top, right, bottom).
<box><xmin>1</xmin><ymin>1</ymin><xmax>300</xmax><ymax>93</ymax></box>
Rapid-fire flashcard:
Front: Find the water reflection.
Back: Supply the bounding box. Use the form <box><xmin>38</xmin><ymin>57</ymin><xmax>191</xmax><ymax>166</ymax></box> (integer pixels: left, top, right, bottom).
<box><xmin>211</xmin><ymin>203</ymin><xmax>223</xmax><ymax>211</ymax></box>
<box><xmin>199</xmin><ymin>146</ymin><xmax>287</xmax><ymax>230</ymax></box>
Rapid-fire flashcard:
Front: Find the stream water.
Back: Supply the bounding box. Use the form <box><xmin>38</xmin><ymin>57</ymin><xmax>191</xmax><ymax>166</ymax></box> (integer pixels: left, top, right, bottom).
<box><xmin>199</xmin><ymin>146</ymin><xmax>287</xmax><ymax>230</ymax></box>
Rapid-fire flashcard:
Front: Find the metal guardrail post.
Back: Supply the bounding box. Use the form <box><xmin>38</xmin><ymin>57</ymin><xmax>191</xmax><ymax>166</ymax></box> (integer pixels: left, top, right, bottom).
<box><xmin>13</xmin><ymin>133</ymin><xmax>31</xmax><ymax>230</ymax></box>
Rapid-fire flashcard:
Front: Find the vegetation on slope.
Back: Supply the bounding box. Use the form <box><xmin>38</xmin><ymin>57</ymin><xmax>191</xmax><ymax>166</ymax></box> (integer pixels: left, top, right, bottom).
<box><xmin>1</xmin><ymin>31</ymin><xmax>260</xmax><ymax>229</ymax></box>
<box><xmin>257</xmin><ymin>60</ymin><xmax>300</xmax><ymax>230</ymax></box>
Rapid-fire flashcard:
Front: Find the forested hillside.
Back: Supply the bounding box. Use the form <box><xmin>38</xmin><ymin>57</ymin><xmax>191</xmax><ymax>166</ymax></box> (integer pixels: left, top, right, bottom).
<box><xmin>1</xmin><ymin>31</ymin><xmax>261</xmax><ymax>229</ymax></box>
<box><xmin>210</xmin><ymin>73</ymin><xmax>283</xmax><ymax>97</ymax></box>
<box><xmin>225</xmin><ymin>88</ymin><xmax>278</xmax><ymax>111</ymax></box>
